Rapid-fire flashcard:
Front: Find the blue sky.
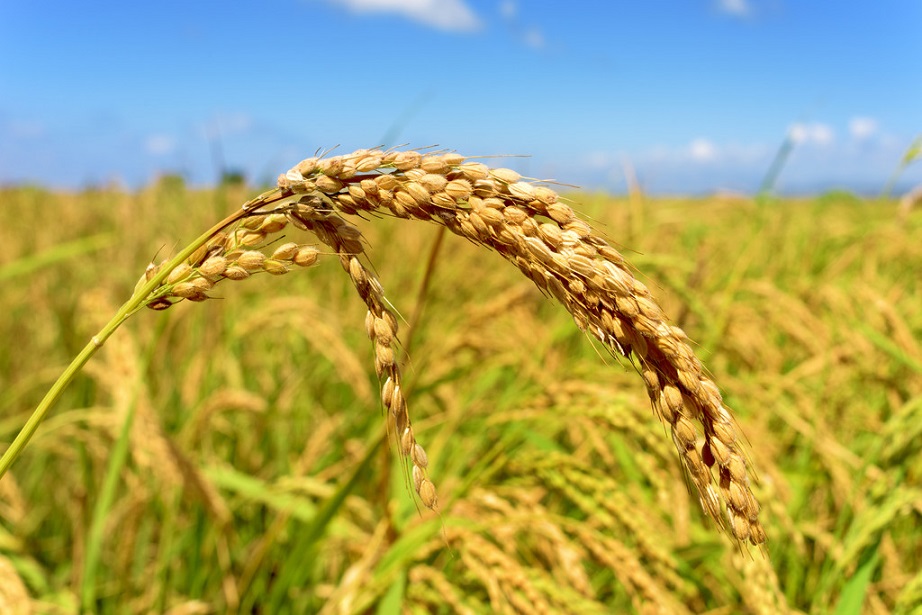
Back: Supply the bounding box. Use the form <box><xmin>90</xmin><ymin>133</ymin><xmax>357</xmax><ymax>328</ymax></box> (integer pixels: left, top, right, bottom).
<box><xmin>1</xmin><ymin>0</ymin><xmax>920</xmax><ymax>194</ymax></box>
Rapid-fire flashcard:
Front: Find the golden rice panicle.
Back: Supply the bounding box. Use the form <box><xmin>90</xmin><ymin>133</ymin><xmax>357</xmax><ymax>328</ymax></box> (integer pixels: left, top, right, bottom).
<box><xmin>284</xmin><ymin>203</ymin><xmax>438</xmax><ymax>510</ymax></box>
<box><xmin>138</xmin><ymin>211</ymin><xmax>320</xmax><ymax>310</ymax></box>
<box><xmin>275</xmin><ymin>147</ymin><xmax>764</xmax><ymax>543</ymax></box>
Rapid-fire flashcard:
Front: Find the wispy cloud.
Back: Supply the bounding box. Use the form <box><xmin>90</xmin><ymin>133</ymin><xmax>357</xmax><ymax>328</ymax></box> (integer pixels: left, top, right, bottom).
<box><xmin>789</xmin><ymin>122</ymin><xmax>834</xmax><ymax>146</ymax></box>
<box><xmin>145</xmin><ymin>134</ymin><xmax>176</xmax><ymax>156</ymax></box>
<box><xmin>203</xmin><ymin>113</ymin><xmax>254</xmax><ymax>140</ymax></box>
<box><xmin>498</xmin><ymin>0</ymin><xmax>546</xmax><ymax>49</ymax></box>
<box><xmin>586</xmin><ymin>140</ymin><xmax>767</xmax><ymax>171</ymax></box>
<box><xmin>523</xmin><ymin>28</ymin><xmax>545</xmax><ymax>49</ymax></box>
<box><xmin>849</xmin><ymin>116</ymin><xmax>879</xmax><ymax>140</ymax></box>
<box><xmin>579</xmin><ymin>140</ymin><xmax>774</xmax><ymax>193</ymax></box>
<box><xmin>716</xmin><ymin>0</ymin><xmax>751</xmax><ymax>17</ymax></box>
<box><xmin>689</xmin><ymin>138</ymin><xmax>718</xmax><ymax>162</ymax></box>
<box><xmin>322</xmin><ymin>0</ymin><xmax>481</xmax><ymax>32</ymax></box>
<box><xmin>646</xmin><ymin>139</ymin><xmax>735</xmax><ymax>164</ymax></box>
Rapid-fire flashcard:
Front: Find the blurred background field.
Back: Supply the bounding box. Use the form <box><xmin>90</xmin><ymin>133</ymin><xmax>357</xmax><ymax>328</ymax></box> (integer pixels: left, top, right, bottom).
<box><xmin>3</xmin><ymin>1</ymin><xmax>922</xmax><ymax>613</ymax></box>
<box><xmin>1</xmin><ymin>182</ymin><xmax>920</xmax><ymax>613</ymax></box>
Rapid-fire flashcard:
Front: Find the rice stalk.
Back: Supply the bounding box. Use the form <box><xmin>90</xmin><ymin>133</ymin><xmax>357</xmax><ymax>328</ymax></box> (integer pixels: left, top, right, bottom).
<box><xmin>0</xmin><ymin>146</ymin><xmax>765</xmax><ymax>545</ymax></box>
<box><xmin>273</xmin><ymin>147</ymin><xmax>764</xmax><ymax>544</ymax></box>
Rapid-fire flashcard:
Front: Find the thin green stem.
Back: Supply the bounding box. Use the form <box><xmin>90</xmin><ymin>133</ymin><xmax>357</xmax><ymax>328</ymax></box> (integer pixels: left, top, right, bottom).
<box><xmin>403</xmin><ymin>226</ymin><xmax>446</xmax><ymax>359</ymax></box>
<box><xmin>0</xmin><ymin>189</ymin><xmax>286</xmax><ymax>480</ymax></box>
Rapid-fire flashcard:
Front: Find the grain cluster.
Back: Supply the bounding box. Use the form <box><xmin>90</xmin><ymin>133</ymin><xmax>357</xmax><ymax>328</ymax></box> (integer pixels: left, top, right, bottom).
<box><xmin>143</xmin><ymin>147</ymin><xmax>765</xmax><ymax>544</ymax></box>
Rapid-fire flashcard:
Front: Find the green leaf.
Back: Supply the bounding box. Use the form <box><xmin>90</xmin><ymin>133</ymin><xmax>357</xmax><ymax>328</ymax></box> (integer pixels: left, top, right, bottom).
<box><xmin>376</xmin><ymin>569</ymin><xmax>407</xmax><ymax>615</ymax></box>
<box><xmin>0</xmin><ymin>233</ymin><xmax>111</xmax><ymax>282</ymax></box>
<box><xmin>833</xmin><ymin>548</ymin><xmax>880</xmax><ymax>615</ymax></box>
<box><xmin>900</xmin><ymin>135</ymin><xmax>922</xmax><ymax>167</ymax></box>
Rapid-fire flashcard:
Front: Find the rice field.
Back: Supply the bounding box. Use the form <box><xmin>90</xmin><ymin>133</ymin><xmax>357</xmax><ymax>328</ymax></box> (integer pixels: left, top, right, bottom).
<box><xmin>0</xmin><ymin>172</ymin><xmax>920</xmax><ymax>613</ymax></box>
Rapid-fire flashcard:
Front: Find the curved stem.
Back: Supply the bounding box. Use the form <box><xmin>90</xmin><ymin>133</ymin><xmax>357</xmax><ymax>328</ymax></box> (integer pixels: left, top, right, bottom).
<box><xmin>0</xmin><ymin>192</ymin><xmax>287</xmax><ymax>480</ymax></box>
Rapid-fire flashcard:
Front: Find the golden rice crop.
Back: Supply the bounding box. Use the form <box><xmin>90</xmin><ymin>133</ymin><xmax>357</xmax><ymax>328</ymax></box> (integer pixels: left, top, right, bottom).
<box><xmin>4</xmin><ymin>170</ymin><xmax>919</xmax><ymax>613</ymax></box>
<box><xmin>95</xmin><ymin>146</ymin><xmax>765</xmax><ymax>545</ymax></box>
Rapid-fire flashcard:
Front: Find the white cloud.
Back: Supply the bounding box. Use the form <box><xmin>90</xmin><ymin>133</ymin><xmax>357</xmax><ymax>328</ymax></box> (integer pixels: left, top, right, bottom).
<box><xmin>586</xmin><ymin>151</ymin><xmax>614</xmax><ymax>169</ymax></box>
<box><xmin>524</xmin><ymin>27</ymin><xmax>545</xmax><ymax>49</ymax></box>
<box><xmin>689</xmin><ymin>138</ymin><xmax>718</xmax><ymax>162</ymax></box>
<box><xmin>325</xmin><ymin>0</ymin><xmax>481</xmax><ymax>32</ymax></box>
<box><xmin>203</xmin><ymin>113</ymin><xmax>253</xmax><ymax>140</ymax></box>
<box><xmin>145</xmin><ymin>134</ymin><xmax>176</xmax><ymax>156</ymax></box>
<box><xmin>849</xmin><ymin>116</ymin><xmax>878</xmax><ymax>140</ymax></box>
<box><xmin>497</xmin><ymin>0</ymin><xmax>546</xmax><ymax>50</ymax></box>
<box><xmin>638</xmin><ymin>140</ymin><xmax>770</xmax><ymax>168</ymax></box>
<box><xmin>217</xmin><ymin>113</ymin><xmax>253</xmax><ymax>134</ymax></box>
<box><xmin>789</xmin><ymin>122</ymin><xmax>834</xmax><ymax>146</ymax></box>
<box><xmin>716</xmin><ymin>0</ymin><xmax>751</xmax><ymax>17</ymax></box>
